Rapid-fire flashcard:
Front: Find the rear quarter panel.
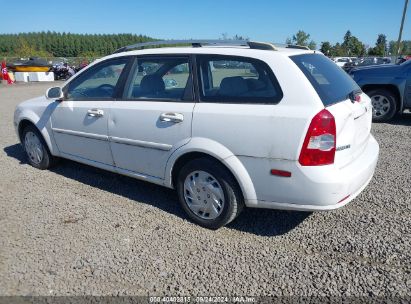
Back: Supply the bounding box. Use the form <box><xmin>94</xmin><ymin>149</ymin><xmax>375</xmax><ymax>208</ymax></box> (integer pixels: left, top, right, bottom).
<box><xmin>192</xmin><ymin>53</ymin><xmax>323</xmax><ymax>161</ymax></box>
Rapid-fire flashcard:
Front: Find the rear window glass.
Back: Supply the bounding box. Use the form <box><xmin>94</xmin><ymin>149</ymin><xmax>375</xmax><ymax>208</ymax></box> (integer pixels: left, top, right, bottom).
<box><xmin>291</xmin><ymin>54</ymin><xmax>360</xmax><ymax>106</ymax></box>
<box><xmin>197</xmin><ymin>55</ymin><xmax>283</xmax><ymax>104</ymax></box>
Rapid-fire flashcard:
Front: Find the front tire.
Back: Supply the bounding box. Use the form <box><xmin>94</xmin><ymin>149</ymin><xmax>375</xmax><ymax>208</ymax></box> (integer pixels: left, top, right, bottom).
<box><xmin>176</xmin><ymin>158</ymin><xmax>244</xmax><ymax>229</ymax></box>
<box><xmin>367</xmin><ymin>89</ymin><xmax>398</xmax><ymax>122</ymax></box>
<box><xmin>22</xmin><ymin>125</ymin><xmax>57</xmax><ymax>170</ymax></box>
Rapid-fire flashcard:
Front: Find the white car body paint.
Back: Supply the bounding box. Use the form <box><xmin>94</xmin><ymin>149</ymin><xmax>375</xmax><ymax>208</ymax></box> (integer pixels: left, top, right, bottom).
<box><xmin>109</xmin><ymin>100</ymin><xmax>195</xmax><ymax>178</ymax></box>
<box><xmin>14</xmin><ymin>96</ymin><xmax>60</xmax><ymax>156</ymax></box>
<box><xmin>14</xmin><ymin>45</ymin><xmax>379</xmax><ymax>211</ymax></box>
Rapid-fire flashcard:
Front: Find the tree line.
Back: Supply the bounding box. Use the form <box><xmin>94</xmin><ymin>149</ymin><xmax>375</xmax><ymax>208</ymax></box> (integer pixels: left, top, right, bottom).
<box><xmin>1</xmin><ymin>31</ymin><xmax>410</xmax><ymax>59</ymax></box>
<box><xmin>0</xmin><ymin>32</ymin><xmax>154</xmax><ymax>58</ymax></box>
<box><xmin>287</xmin><ymin>30</ymin><xmax>411</xmax><ymax>57</ymax></box>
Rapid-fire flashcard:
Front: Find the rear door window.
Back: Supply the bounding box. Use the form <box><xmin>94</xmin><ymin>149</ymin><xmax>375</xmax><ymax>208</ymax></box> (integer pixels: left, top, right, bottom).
<box><xmin>196</xmin><ymin>55</ymin><xmax>283</xmax><ymax>104</ymax></box>
<box><xmin>124</xmin><ymin>56</ymin><xmax>193</xmax><ymax>101</ymax></box>
<box><xmin>291</xmin><ymin>54</ymin><xmax>360</xmax><ymax>106</ymax></box>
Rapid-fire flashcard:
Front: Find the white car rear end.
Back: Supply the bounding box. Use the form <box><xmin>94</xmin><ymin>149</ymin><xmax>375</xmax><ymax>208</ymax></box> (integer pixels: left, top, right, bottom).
<box><xmin>249</xmin><ymin>52</ymin><xmax>379</xmax><ymax>210</ymax></box>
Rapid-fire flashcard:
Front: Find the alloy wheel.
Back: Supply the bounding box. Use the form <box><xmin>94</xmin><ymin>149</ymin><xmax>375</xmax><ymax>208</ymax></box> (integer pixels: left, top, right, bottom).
<box><xmin>371</xmin><ymin>95</ymin><xmax>391</xmax><ymax>118</ymax></box>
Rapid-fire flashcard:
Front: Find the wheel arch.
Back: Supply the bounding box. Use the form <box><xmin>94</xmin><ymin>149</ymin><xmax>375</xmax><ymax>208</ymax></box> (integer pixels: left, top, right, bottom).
<box><xmin>165</xmin><ymin>138</ymin><xmax>258</xmax><ymax>206</ymax></box>
<box><xmin>362</xmin><ymin>84</ymin><xmax>402</xmax><ymax>112</ymax></box>
<box><xmin>17</xmin><ymin>117</ymin><xmax>58</xmax><ymax>156</ymax></box>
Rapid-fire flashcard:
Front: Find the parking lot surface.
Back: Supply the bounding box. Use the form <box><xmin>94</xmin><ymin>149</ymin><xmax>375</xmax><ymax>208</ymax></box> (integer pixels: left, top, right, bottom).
<box><xmin>0</xmin><ymin>82</ymin><xmax>410</xmax><ymax>297</ymax></box>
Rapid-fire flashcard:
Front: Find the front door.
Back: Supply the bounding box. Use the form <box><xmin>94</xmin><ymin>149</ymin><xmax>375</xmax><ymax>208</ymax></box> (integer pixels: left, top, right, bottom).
<box><xmin>109</xmin><ymin>55</ymin><xmax>195</xmax><ymax>178</ymax></box>
<box><xmin>51</xmin><ymin>57</ymin><xmax>130</xmax><ymax>166</ymax></box>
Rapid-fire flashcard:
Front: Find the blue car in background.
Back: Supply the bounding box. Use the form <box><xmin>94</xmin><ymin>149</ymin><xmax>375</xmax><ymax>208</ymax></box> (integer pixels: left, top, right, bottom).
<box><xmin>350</xmin><ymin>60</ymin><xmax>411</xmax><ymax>122</ymax></box>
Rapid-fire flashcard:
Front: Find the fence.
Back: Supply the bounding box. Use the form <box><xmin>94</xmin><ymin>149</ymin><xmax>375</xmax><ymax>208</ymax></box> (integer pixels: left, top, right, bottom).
<box><xmin>2</xmin><ymin>57</ymin><xmax>101</xmax><ymax>67</ymax></box>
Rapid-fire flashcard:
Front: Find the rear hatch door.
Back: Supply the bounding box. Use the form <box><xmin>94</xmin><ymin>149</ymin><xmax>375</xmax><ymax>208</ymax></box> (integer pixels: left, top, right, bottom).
<box><xmin>291</xmin><ymin>53</ymin><xmax>372</xmax><ymax>168</ymax></box>
<box><xmin>327</xmin><ymin>94</ymin><xmax>372</xmax><ymax>168</ymax></box>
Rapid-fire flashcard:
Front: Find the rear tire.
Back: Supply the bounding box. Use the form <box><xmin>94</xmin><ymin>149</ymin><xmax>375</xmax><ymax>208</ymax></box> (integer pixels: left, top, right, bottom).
<box><xmin>367</xmin><ymin>89</ymin><xmax>398</xmax><ymax>122</ymax></box>
<box><xmin>176</xmin><ymin>158</ymin><xmax>244</xmax><ymax>229</ymax></box>
<box><xmin>21</xmin><ymin>125</ymin><xmax>58</xmax><ymax>170</ymax></box>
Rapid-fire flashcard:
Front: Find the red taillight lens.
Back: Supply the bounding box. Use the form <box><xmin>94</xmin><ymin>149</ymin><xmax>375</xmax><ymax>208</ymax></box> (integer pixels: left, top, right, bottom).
<box><xmin>299</xmin><ymin>109</ymin><xmax>336</xmax><ymax>166</ymax></box>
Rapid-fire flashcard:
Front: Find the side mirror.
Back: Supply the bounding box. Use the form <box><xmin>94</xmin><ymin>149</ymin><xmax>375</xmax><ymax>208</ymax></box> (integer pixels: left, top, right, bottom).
<box><xmin>45</xmin><ymin>87</ymin><xmax>64</xmax><ymax>100</ymax></box>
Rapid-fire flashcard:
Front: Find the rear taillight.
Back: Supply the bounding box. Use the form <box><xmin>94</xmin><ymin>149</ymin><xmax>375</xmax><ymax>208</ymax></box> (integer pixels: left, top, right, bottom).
<box><xmin>299</xmin><ymin>109</ymin><xmax>336</xmax><ymax>166</ymax></box>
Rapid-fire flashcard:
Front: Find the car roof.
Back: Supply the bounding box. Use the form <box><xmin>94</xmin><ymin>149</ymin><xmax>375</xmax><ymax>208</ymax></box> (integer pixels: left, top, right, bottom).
<box><xmin>99</xmin><ymin>46</ymin><xmax>317</xmax><ymax>63</ymax></box>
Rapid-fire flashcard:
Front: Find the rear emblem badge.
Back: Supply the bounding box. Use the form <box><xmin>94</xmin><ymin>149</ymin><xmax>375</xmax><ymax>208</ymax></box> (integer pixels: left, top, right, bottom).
<box><xmin>336</xmin><ymin>145</ymin><xmax>351</xmax><ymax>151</ymax></box>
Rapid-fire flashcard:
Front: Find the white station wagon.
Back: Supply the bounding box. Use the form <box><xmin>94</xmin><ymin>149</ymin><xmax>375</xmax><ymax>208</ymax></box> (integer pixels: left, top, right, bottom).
<box><xmin>14</xmin><ymin>40</ymin><xmax>379</xmax><ymax>229</ymax></box>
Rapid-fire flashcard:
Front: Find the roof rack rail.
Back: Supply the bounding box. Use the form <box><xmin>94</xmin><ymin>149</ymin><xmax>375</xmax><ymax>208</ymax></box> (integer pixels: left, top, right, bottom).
<box><xmin>112</xmin><ymin>39</ymin><xmax>277</xmax><ymax>54</ymax></box>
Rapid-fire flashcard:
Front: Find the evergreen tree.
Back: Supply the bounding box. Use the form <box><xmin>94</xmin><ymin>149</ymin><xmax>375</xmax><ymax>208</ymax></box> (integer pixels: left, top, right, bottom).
<box><xmin>368</xmin><ymin>34</ymin><xmax>387</xmax><ymax>56</ymax></box>
<box><xmin>320</xmin><ymin>41</ymin><xmax>332</xmax><ymax>56</ymax></box>
<box><xmin>0</xmin><ymin>32</ymin><xmax>155</xmax><ymax>57</ymax></box>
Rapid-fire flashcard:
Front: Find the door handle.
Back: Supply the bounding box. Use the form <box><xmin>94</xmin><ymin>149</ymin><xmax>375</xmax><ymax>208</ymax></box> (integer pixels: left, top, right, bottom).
<box><xmin>87</xmin><ymin>109</ymin><xmax>104</xmax><ymax>117</ymax></box>
<box><xmin>159</xmin><ymin>112</ymin><xmax>184</xmax><ymax>123</ymax></box>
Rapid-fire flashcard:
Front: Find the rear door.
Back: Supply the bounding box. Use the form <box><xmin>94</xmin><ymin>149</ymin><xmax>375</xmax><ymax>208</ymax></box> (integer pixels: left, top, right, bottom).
<box><xmin>108</xmin><ymin>55</ymin><xmax>195</xmax><ymax>178</ymax></box>
<box><xmin>291</xmin><ymin>54</ymin><xmax>372</xmax><ymax>168</ymax></box>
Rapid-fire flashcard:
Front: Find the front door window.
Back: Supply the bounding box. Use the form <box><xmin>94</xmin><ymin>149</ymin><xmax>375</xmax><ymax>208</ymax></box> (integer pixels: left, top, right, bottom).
<box><xmin>66</xmin><ymin>58</ymin><xmax>129</xmax><ymax>100</ymax></box>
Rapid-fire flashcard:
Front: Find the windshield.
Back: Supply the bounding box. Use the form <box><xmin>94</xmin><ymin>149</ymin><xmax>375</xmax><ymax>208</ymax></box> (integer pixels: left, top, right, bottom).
<box><xmin>400</xmin><ymin>59</ymin><xmax>411</xmax><ymax>66</ymax></box>
<box><xmin>291</xmin><ymin>54</ymin><xmax>360</xmax><ymax>106</ymax></box>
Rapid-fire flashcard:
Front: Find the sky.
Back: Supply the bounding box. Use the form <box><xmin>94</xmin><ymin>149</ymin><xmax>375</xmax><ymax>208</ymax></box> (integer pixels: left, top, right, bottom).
<box><xmin>0</xmin><ymin>0</ymin><xmax>409</xmax><ymax>47</ymax></box>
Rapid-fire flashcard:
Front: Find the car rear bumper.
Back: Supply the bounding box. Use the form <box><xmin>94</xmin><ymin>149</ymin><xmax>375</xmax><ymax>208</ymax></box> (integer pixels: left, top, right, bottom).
<box><xmin>244</xmin><ymin>135</ymin><xmax>379</xmax><ymax>211</ymax></box>
<box><xmin>252</xmin><ymin>174</ymin><xmax>374</xmax><ymax>211</ymax></box>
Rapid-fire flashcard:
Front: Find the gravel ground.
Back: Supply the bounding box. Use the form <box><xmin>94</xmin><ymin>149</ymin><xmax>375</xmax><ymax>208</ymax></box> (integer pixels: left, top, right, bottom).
<box><xmin>0</xmin><ymin>82</ymin><xmax>410</xmax><ymax>298</ymax></box>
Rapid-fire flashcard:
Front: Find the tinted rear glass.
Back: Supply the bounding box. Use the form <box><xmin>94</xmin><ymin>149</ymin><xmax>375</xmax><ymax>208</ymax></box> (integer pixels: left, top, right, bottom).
<box><xmin>291</xmin><ymin>54</ymin><xmax>360</xmax><ymax>106</ymax></box>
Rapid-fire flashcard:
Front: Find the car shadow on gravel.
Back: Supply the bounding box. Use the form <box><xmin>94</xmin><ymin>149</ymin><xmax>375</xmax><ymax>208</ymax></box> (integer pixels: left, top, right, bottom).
<box><xmin>386</xmin><ymin>112</ymin><xmax>411</xmax><ymax>126</ymax></box>
<box><xmin>4</xmin><ymin>143</ymin><xmax>310</xmax><ymax>236</ymax></box>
